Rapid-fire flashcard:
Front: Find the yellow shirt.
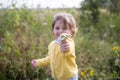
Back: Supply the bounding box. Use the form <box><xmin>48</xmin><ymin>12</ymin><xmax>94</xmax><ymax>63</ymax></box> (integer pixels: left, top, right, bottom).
<box><xmin>36</xmin><ymin>38</ymin><xmax>78</xmax><ymax>80</ymax></box>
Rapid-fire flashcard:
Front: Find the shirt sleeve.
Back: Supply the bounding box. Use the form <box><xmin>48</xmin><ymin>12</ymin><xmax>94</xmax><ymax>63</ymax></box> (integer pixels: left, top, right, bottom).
<box><xmin>36</xmin><ymin>56</ymin><xmax>50</xmax><ymax>67</ymax></box>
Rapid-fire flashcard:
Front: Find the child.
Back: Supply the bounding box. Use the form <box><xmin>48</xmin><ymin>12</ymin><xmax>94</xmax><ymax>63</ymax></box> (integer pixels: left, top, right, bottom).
<box><xmin>31</xmin><ymin>12</ymin><xmax>78</xmax><ymax>80</ymax></box>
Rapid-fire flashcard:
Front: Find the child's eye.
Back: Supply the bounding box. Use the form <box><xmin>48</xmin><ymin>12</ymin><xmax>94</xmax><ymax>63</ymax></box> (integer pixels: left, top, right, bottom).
<box><xmin>55</xmin><ymin>27</ymin><xmax>59</xmax><ymax>30</ymax></box>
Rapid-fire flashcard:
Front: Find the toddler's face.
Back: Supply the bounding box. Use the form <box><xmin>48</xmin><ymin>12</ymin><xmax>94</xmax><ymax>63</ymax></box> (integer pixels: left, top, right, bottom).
<box><xmin>53</xmin><ymin>19</ymin><xmax>71</xmax><ymax>39</ymax></box>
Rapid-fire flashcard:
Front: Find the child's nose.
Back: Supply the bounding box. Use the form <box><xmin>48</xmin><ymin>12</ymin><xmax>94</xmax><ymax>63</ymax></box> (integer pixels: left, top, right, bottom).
<box><xmin>59</xmin><ymin>29</ymin><xmax>64</xmax><ymax>34</ymax></box>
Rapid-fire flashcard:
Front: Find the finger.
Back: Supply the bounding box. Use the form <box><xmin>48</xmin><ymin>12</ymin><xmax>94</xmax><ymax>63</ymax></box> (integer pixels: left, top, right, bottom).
<box><xmin>61</xmin><ymin>45</ymin><xmax>70</xmax><ymax>51</ymax></box>
<box><xmin>61</xmin><ymin>39</ymin><xmax>67</xmax><ymax>43</ymax></box>
<box><xmin>61</xmin><ymin>43</ymin><xmax>68</xmax><ymax>48</ymax></box>
<box><xmin>62</xmin><ymin>47</ymin><xmax>70</xmax><ymax>52</ymax></box>
<box><xmin>64</xmin><ymin>46</ymin><xmax>70</xmax><ymax>50</ymax></box>
<box><xmin>61</xmin><ymin>41</ymin><xmax>69</xmax><ymax>47</ymax></box>
<box><xmin>60</xmin><ymin>43</ymin><xmax>70</xmax><ymax>48</ymax></box>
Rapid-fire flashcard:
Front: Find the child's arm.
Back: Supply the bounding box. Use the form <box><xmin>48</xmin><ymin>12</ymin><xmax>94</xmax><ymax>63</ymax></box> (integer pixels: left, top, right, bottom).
<box><xmin>31</xmin><ymin>56</ymin><xmax>50</xmax><ymax>67</ymax></box>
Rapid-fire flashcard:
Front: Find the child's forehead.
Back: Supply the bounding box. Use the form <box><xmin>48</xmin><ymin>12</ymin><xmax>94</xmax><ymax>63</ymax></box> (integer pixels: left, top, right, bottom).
<box><xmin>56</xmin><ymin>19</ymin><xmax>69</xmax><ymax>27</ymax></box>
<box><xmin>56</xmin><ymin>18</ymin><xmax>69</xmax><ymax>24</ymax></box>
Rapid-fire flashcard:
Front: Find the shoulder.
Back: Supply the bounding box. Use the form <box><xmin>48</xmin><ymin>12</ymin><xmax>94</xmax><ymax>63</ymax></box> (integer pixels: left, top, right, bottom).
<box><xmin>48</xmin><ymin>40</ymin><xmax>56</xmax><ymax>48</ymax></box>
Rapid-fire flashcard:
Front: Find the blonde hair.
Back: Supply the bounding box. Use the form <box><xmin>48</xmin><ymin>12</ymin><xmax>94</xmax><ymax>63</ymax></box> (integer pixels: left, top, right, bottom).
<box><xmin>52</xmin><ymin>12</ymin><xmax>78</xmax><ymax>37</ymax></box>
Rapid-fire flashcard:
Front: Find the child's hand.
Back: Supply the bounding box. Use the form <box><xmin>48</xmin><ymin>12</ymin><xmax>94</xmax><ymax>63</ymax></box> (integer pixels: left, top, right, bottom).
<box><xmin>60</xmin><ymin>40</ymin><xmax>70</xmax><ymax>52</ymax></box>
<box><xmin>31</xmin><ymin>59</ymin><xmax>37</xmax><ymax>67</ymax></box>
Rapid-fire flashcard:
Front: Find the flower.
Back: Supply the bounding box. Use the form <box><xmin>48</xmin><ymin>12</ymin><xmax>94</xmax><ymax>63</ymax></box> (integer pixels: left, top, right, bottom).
<box><xmin>80</xmin><ymin>69</ymin><xmax>94</xmax><ymax>79</ymax></box>
<box><xmin>80</xmin><ymin>71</ymin><xmax>86</xmax><ymax>79</ymax></box>
<box><xmin>89</xmin><ymin>69</ymin><xmax>94</xmax><ymax>76</ymax></box>
<box><xmin>112</xmin><ymin>46</ymin><xmax>119</xmax><ymax>51</ymax></box>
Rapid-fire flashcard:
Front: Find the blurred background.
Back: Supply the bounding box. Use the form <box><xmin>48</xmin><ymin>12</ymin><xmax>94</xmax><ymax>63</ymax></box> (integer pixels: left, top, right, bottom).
<box><xmin>0</xmin><ymin>0</ymin><xmax>83</xmax><ymax>9</ymax></box>
<box><xmin>0</xmin><ymin>0</ymin><xmax>120</xmax><ymax>80</ymax></box>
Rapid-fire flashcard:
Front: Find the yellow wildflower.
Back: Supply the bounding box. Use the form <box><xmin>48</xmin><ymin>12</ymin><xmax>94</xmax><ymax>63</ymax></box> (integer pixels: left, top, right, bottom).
<box><xmin>89</xmin><ymin>69</ymin><xmax>94</xmax><ymax>76</ymax></box>
<box><xmin>112</xmin><ymin>46</ymin><xmax>119</xmax><ymax>51</ymax></box>
<box><xmin>80</xmin><ymin>71</ymin><xmax>86</xmax><ymax>78</ymax></box>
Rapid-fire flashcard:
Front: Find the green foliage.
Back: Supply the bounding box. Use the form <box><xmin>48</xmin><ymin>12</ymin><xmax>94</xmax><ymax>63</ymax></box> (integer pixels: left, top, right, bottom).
<box><xmin>0</xmin><ymin>8</ymin><xmax>52</xmax><ymax>80</ymax></box>
<box><xmin>80</xmin><ymin>0</ymin><xmax>120</xmax><ymax>45</ymax></box>
<box><xmin>108</xmin><ymin>46</ymin><xmax>120</xmax><ymax>79</ymax></box>
<box><xmin>81</xmin><ymin>0</ymin><xmax>100</xmax><ymax>24</ymax></box>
